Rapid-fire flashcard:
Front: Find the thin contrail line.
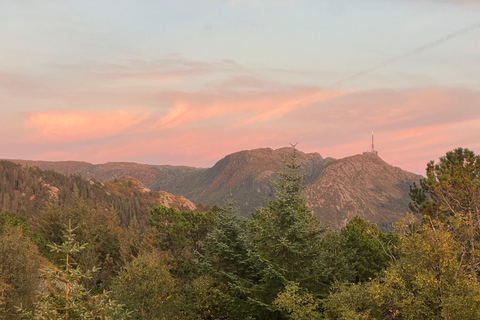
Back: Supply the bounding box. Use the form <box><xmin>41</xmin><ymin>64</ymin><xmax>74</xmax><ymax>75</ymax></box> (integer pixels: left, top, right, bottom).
<box><xmin>329</xmin><ymin>21</ymin><xmax>480</xmax><ymax>89</ymax></box>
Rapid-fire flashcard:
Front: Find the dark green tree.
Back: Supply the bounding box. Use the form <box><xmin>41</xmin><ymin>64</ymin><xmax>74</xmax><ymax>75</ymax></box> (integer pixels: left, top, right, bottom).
<box><xmin>196</xmin><ymin>206</ymin><xmax>262</xmax><ymax>319</ymax></box>
<box><xmin>339</xmin><ymin>216</ymin><xmax>397</xmax><ymax>283</ymax></box>
<box><xmin>147</xmin><ymin>205</ymin><xmax>217</xmax><ymax>278</ymax></box>
<box><xmin>199</xmin><ymin>148</ymin><xmax>328</xmax><ymax>319</ymax></box>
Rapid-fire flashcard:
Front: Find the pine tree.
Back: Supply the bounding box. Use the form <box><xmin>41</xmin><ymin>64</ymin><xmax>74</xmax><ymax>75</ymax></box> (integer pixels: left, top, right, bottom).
<box><xmin>199</xmin><ymin>148</ymin><xmax>327</xmax><ymax>319</ymax></box>
<box><xmin>18</xmin><ymin>220</ymin><xmax>129</xmax><ymax>320</ymax></box>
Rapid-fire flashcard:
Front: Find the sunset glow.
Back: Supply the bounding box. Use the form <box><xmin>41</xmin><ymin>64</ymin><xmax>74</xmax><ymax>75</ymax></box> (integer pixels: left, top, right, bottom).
<box><xmin>1</xmin><ymin>0</ymin><xmax>479</xmax><ymax>174</ymax></box>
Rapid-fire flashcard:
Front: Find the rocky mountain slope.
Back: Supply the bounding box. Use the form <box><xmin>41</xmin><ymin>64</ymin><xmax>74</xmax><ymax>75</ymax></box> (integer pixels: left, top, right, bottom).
<box><xmin>7</xmin><ymin>147</ymin><xmax>422</xmax><ymax>228</ymax></box>
<box><xmin>303</xmin><ymin>153</ymin><xmax>420</xmax><ymax>230</ymax></box>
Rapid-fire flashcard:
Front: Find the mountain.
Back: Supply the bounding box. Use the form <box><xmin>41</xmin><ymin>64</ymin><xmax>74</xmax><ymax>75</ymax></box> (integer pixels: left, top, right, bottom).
<box><xmin>303</xmin><ymin>153</ymin><xmax>420</xmax><ymax>230</ymax></box>
<box><xmin>6</xmin><ymin>147</ymin><xmax>422</xmax><ymax>229</ymax></box>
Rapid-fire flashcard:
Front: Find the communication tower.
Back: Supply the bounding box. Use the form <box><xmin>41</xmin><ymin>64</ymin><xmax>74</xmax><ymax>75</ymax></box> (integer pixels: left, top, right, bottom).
<box><xmin>363</xmin><ymin>131</ymin><xmax>378</xmax><ymax>155</ymax></box>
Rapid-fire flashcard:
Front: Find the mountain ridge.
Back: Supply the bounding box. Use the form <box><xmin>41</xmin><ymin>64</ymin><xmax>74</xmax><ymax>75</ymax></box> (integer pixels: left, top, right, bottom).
<box><xmin>5</xmin><ymin>147</ymin><xmax>422</xmax><ymax>229</ymax></box>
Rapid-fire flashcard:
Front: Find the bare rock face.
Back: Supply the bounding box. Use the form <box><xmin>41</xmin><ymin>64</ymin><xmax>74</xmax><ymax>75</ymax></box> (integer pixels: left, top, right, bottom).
<box><xmin>184</xmin><ymin>147</ymin><xmax>322</xmax><ymax>213</ymax></box>
<box><xmin>156</xmin><ymin>191</ymin><xmax>197</xmax><ymax>212</ymax></box>
<box><xmin>104</xmin><ymin>177</ymin><xmax>197</xmax><ymax>212</ymax></box>
<box><xmin>304</xmin><ymin>153</ymin><xmax>421</xmax><ymax>230</ymax></box>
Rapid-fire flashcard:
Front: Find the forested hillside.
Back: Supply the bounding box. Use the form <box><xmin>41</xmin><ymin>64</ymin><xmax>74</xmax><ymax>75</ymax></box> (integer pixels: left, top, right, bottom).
<box><xmin>1</xmin><ymin>148</ymin><xmax>480</xmax><ymax>319</ymax></box>
<box><xmin>10</xmin><ymin>147</ymin><xmax>422</xmax><ymax>229</ymax></box>
<box><xmin>0</xmin><ymin>160</ymin><xmax>198</xmax><ymax>226</ymax></box>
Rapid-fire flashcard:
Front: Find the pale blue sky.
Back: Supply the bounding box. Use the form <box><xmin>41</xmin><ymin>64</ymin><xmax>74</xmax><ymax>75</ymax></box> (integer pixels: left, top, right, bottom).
<box><xmin>0</xmin><ymin>0</ymin><xmax>479</xmax><ymax>173</ymax></box>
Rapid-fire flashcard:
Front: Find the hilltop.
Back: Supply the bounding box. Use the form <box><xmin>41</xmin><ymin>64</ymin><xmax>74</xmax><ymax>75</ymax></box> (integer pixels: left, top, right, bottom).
<box><xmin>7</xmin><ymin>147</ymin><xmax>422</xmax><ymax>228</ymax></box>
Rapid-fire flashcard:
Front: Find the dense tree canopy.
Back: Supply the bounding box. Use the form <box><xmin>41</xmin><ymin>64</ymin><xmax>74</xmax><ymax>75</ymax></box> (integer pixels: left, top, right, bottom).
<box><xmin>2</xmin><ymin>148</ymin><xmax>480</xmax><ymax>319</ymax></box>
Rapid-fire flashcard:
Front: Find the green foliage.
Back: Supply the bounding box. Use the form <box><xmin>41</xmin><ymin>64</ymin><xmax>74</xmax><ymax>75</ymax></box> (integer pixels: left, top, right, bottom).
<box><xmin>35</xmin><ymin>198</ymin><xmax>124</xmax><ymax>292</ymax></box>
<box><xmin>0</xmin><ymin>211</ymin><xmax>31</xmax><ymax>235</ymax></box>
<box><xmin>18</xmin><ymin>221</ymin><xmax>129</xmax><ymax>320</ymax></box>
<box><xmin>248</xmin><ymin>149</ymin><xmax>327</xmax><ymax>296</ymax></box>
<box><xmin>273</xmin><ymin>283</ymin><xmax>322</xmax><ymax>320</ymax></box>
<box><xmin>149</xmin><ymin>206</ymin><xmax>217</xmax><ymax>253</ymax></box>
<box><xmin>409</xmin><ymin>148</ymin><xmax>480</xmax><ymax>271</ymax></box>
<box><xmin>181</xmin><ymin>275</ymin><xmax>233</xmax><ymax>320</ymax></box>
<box><xmin>197</xmin><ymin>207</ymin><xmax>263</xmax><ymax>318</ymax></box>
<box><xmin>4</xmin><ymin>148</ymin><xmax>480</xmax><ymax>319</ymax></box>
<box><xmin>339</xmin><ymin>216</ymin><xmax>397</xmax><ymax>283</ymax></box>
<box><xmin>201</xmin><ymin>206</ymin><xmax>259</xmax><ymax>279</ymax></box>
<box><xmin>197</xmin><ymin>149</ymin><xmax>329</xmax><ymax>319</ymax></box>
<box><xmin>111</xmin><ymin>252</ymin><xmax>179</xmax><ymax>320</ymax></box>
<box><xmin>325</xmin><ymin>219</ymin><xmax>480</xmax><ymax>319</ymax></box>
<box><xmin>0</xmin><ymin>225</ymin><xmax>42</xmax><ymax>319</ymax></box>
<box><xmin>147</xmin><ymin>205</ymin><xmax>217</xmax><ymax>278</ymax></box>
<box><xmin>325</xmin><ymin>148</ymin><xmax>480</xmax><ymax>319</ymax></box>
<box><xmin>410</xmin><ymin>147</ymin><xmax>480</xmax><ymax>219</ymax></box>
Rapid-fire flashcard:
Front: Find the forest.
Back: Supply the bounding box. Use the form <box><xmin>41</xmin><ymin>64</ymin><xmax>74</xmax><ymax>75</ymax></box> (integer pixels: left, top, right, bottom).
<box><xmin>1</xmin><ymin>147</ymin><xmax>480</xmax><ymax>319</ymax></box>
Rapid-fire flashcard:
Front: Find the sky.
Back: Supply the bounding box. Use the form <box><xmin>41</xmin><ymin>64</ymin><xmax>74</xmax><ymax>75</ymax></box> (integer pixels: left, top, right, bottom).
<box><xmin>1</xmin><ymin>0</ymin><xmax>479</xmax><ymax>174</ymax></box>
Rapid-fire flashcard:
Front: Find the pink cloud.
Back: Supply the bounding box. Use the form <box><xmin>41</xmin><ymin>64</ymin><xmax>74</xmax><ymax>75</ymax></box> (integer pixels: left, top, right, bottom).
<box><xmin>7</xmin><ymin>71</ymin><xmax>480</xmax><ymax>176</ymax></box>
<box><xmin>154</xmin><ymin>86</ymin><xmax>346</xmax><ymax>129</ymax></box>
<box><xmin>23</xmin><ymin>110</ymin><xmax>148</xmax><ymax>143</ymax></box>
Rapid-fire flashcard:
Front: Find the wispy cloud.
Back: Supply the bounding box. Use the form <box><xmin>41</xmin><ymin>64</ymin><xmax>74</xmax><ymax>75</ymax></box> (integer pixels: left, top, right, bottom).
<box><xmin>23</xmin><ymin>110</ymin><xmax>148</xmax><ymax>143</ymax></box>
<box><xmin>153</xmin><ymin>85</ymin><xmax>344</xmax><ymax>129</ymax></box>
<box><xmin>2</xmin><ymin>51</ymin><xmax>479</xmax><ymax>175</ymax></box>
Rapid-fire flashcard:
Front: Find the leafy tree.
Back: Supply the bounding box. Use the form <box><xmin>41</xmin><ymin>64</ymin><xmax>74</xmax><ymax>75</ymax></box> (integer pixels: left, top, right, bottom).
<box><xmin>111</xmin><ymin>252</ymin><xmax>179</xmax><ymax>320</ymax></box>
<box><xmin>0</xmin><ymin>225</ymin><xmax>42</xmax><ymax>319</ymax></box>
<box><xmin>181</xmin><ymin>274</ymin><xmax>233</xmax><ymax>320</ymax></box>
<box><xmin>410</xmin><ymin>147</ymin><xmax>480</xmax><ymax>220</ymax></box>
<box><xmin>322</xmin><ymin>149</ymin><xmax>480</xmax><ymax>319</ymax></box>
<box><xmin>273</xmin><ymin>283</ymin><xmax>322</xmax><ymax>320</ymax></box>
<box><xmin>409</xmin><ymin>148</ymin><xmax>480</xmax><ymax>271</ymax></box>
<box><xmin>324</xmin><ymin>217</ymin><xmax>480</xmax><ymax>319</ymax></box>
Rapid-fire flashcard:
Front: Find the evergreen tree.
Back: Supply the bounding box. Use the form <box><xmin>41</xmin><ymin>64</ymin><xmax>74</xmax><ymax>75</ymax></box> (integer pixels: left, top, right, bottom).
<box><xmin>18</xmin><ymin>221</ymin><xmax>129</xmax><ymax>320</ymax></box>
<box><xmin>339</xmin><ymin>216</ymin><xmax>397</xmax><ymax>283</ymax></box>
<box><xmin>199</xmin><ymin>148</ymin><xmax>328</xmax><ymax>319</ymax></box>
<box><xmin>197</xmin><ymin>206</ymin><xmax>262</xmax><ymax>319</ymax></box>
<box><xmin>147</xmin><ymin>205</ymin><xmax>217</xmax><ymax>278</ymax></box>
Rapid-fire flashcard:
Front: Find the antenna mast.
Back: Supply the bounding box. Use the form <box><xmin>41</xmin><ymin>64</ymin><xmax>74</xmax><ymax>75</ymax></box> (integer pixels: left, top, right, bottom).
<box><xmin>364</xmin><ymin>130</ymin><xmax>378</xmax><ymax>155</ymax></box>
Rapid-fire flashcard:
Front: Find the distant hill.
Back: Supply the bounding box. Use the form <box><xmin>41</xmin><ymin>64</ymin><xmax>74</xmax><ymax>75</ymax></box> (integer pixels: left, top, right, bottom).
<box><xmin>0</xmin><ymin>160</ymin><xmax>197</xmax><ymax>226</ymax></box>
<box><xmin>7</xmin><ymin>147</ymin><xmax>422</xmax><ymax>229</ymax></box>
